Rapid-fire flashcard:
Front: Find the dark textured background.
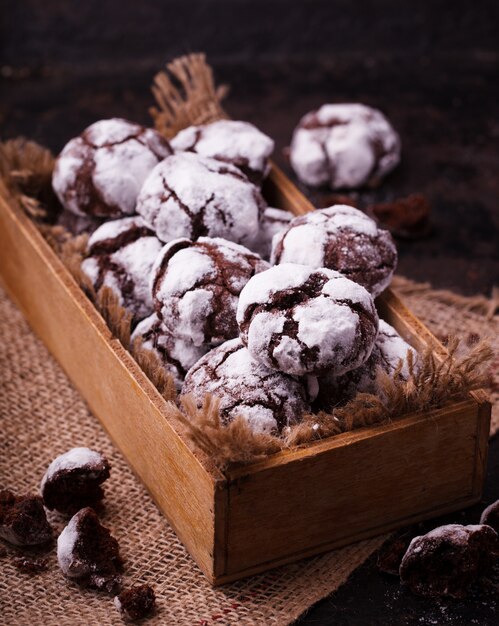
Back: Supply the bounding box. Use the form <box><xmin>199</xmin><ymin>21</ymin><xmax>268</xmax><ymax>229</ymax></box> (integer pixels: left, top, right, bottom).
<box><xmin>1</xmin><ymin>2</ymin><xmax>498</xmax><ymax>624</ymax></box>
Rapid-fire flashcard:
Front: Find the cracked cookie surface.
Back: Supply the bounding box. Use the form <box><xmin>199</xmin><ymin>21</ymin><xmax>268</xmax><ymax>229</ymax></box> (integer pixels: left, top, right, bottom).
<box><xmin>171</xmin><ymin>119</ymin><xmax>274</xmax><ymax>186</ymax></box>
<box><xmin>237</xmin><ymin>263</ymin><xmax>379</xmax><ymax>377</ymax></box>
<box><xmin>52</xmin><ymin>118</ymin><xmax>172</xmax><ymax>218</ymax></box>
<box><xmin>290</xmin><ymin>103</ymin><xmax>400</xmax><ymax>189</ymax></box>
<box><xmin>181</xmin><ymin>338</ymin><xmax>311</xmax><ymax>433</ymax></box>
<box><xmin>271</xmin><ymin>205</ymin><xmax>397</xmax><ymax>297</ymax></box>
<box><xmin>152</xmin><ymin>236</ymin><xmax>269</xmax><ymax>346</ymax></box>
<box><xmin>136</xmin><ymin>152</ymin><xmax>266</xmax><ymax>245</ymax></box>
<box><xmin>81</xmin><ymin>216</ymin><xmax>163</xmax><ymax>320</ymax></box>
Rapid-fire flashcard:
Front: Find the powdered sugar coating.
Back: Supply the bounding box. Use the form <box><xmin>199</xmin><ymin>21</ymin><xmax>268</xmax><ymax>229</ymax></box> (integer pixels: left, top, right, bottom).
<box><xmin>316</xmin><ymin>320</ymin><xmax>418</xmax><ymax>409</ymax></box>
<box><xmin>131</xmin><ymin>313</ymin><xmax>209</xmax><ymax>390</ymax></box>
<box><xmin>171</xmin><ymin>120</ymin><xmax>274</xmax><ymax>185</ymax></box>
<box><xmin>152</xmin><ymin>237</ymin><xmax>269</xmax><ymax>346</ymax></box>
<box><xmin>237</xmin><ymin>263</ymin><xmax>378</xmax><ymax>376</ymax></box>
<box><xmin>136</xmin><ymin>152</ymin><xmax>265</xmax><ymax>246</ymax></box>
<box><xmin>52</xmin><ymin>118</ymin><xmax>172</xmax><ymax>218</ymax></box>
<box><xmin>181</xmin><ymin>338</ymin><xmax>311</xmax><ymax>433</ymax></box>
<box><xmin>400</xmin><ymin>524</ymin><xmax>498</xmax><ymax>598</ymax></box>
<box><xmin>290</xmin><ymin>103</ymin><xmax>400</xmax><ymax>189</ymax></box>
<box><xmin>40</xmin><ymin>448</ymin><xmax>105</xmax><ymax>492</ymax></box>
<box><xmin>81</xmin><ymin>216</ymin><xmax>163</xmax><ymax>320</ymax></box>
<box><xmin>248</xmin><ymin>207</ymin><xmax>292</xmax><ymax>260</ymax></box>
<box><xmin>271</xmin><ymin>205</ymin><xmax>397</xmax><ymax>297</ymax></box>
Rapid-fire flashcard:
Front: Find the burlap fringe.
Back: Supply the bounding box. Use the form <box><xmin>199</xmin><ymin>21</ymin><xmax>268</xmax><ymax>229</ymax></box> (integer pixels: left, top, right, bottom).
<box><xmin>0</xmin><ymin>138</ymin><xmax>57</xmax><ymax>221</ymax></box>
<box><xmin>392</xmin><ymin>275</ymin><xmax>499</xmax><ymax>321</ymax></box>
<box><xmin>150</xmin><ymin>52</ymin><xmax>229</xmax><ymax>139</ymax></box>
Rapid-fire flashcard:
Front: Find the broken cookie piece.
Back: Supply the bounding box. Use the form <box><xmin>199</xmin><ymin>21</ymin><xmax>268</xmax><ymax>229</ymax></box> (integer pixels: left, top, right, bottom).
<box><xmin>0</xmin><ymin>490</ymin><xmax>52</xmax><ymax>547</ymax></box>
<box><xmin>400</xmin><ymin>524</ymin><xmax>498</xmax><ymax>598</ymax></box>
<box><xmin>480</xmin><ymin>500</ymin><xmax>499</xmax><ymax>534</ymax></box>
<box><xmin>57</xmin><ymin>507</ymin><xmax>123</xmax><ymax>593</ymax></box>
<box><xmin>114</xmin><ymin>585</ymin><xmax>156</xmax><ymax>621</ymax></box>
<box><xmin>41</xmin><ymin>447</ymin><xmax>111</xmax><ymax>515</ymax></box>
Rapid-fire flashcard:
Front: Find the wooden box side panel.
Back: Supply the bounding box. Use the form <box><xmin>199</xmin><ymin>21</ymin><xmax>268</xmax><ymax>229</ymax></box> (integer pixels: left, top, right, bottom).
<box><xmin>0</xmin><ymin>188</ymin><xmax>224</xmax><ymax>581</ymax></box>
<box><xmin>223</xmin><ymin>400</ymin><xmax>484</xmax><ymax>577</ymax></box>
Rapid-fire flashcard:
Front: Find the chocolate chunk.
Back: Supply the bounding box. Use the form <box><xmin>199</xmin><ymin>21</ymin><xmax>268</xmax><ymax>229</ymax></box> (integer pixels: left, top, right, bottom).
<box><xmin>400</xmin><ymin>524</ymin><xmax>498</xmax><ymax>598</ymax></box>
<box><xmin>368</xmin><ymin>193</ymin><xmax>431</xmax><ymax>239</ymax></box>
<box><xmin>57</xmin><ymin>507</ymin><xmax>123</xmax><ymax>593</ymax></box>
<box><xmin>0</xmin><ymin>490</ymin><xmax>52</xmax><ymax>547</ymax></box>
<box><xmin>41</xmin><ymin>447</ymin><xmax>111</xmax><ymax>515</ymax></box>
<box><xmin>114</xmin><ymin>585</ymin><xmax>156</xmax><ymax>621</ymax></box>
<box><xmin>13</xmin><ymin>556</ymin><xmax>49</xmax><ymax>575</ymax></box>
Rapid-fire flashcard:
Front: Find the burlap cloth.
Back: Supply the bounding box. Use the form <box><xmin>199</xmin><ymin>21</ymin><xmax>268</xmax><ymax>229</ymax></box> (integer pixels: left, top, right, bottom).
<box><xmin>1</xmin><ymin>276</ymin><xmax>497</xmax><ymax>626</ymax></box>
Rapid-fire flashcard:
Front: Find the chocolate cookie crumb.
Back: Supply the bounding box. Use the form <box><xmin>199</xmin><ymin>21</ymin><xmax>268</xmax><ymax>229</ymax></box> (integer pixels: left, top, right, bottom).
<box><xmin>13</xmin><ymin>556</ymin><xmax>49</xmax><ymax>575</ymax></box>
<box><xmin>114</xmin><ymin>585</ymin><xmax>156</xmax><ymax>621</ymax></box>
<box><xmin>0</xmin><ymin>490</ymin><xmax>52</xmax><ymax>547</ymax></box>
<box><xmin>400</xmin><ymin>524</ymin><xmax>498</xmax><ymax>598</ymax></box>
<box><xmin>41</xmin><ymin>447</ymin><xmax>111</xmax><ymax>515</ymax></box>
<box><xmin>57</xmin><ymin>507</ymin><xmax>123</xmax><ymax>593</ymax></box>
<box><xmin>368</xmin><ymin>193</ymin><xmax>431</xmax><ymax>239</ymax></box>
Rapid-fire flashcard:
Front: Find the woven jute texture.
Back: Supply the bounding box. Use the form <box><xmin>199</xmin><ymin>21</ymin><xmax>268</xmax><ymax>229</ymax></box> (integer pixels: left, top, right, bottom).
<box><xmin>0</xmin><ymin>278</ymin><xmax>497</xmax><ymax>626</ymax></box>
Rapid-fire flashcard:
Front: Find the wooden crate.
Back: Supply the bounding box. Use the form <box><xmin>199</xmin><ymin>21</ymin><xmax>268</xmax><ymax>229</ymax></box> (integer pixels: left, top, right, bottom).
<box><xmin>0</xmin><ymin>166</ymin><xmax>490</xmax><ymax>585</ymax></box>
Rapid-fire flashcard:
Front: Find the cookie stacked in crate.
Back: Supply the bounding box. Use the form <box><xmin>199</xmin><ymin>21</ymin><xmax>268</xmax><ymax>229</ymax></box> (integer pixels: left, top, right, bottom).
<box><xmin>52</xmin><ymin>116</ymin><xmax>417</xmax><ymax>436</ymax></box>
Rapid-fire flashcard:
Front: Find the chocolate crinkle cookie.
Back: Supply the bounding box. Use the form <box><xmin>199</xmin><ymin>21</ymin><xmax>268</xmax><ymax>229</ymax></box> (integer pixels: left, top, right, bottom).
<box><xmin>114</xmin><ymin>585</ymin><xmax>156</xmax><ymax>621</ymax></box>
<box><xmin>181</xmin><ymin>338</ymin><xmax>311</xmax><ymax>434</ymax></box>
<box><xmin>316</xmin><ymin>320</ymin><xmax>418</xmax><ymax>410</ymax></box>
<box><xmin>136</xmin><ymin>152</ymin><xmax>266</xmax><ymax>246</ymax></box>
<box><xmin>248</xmin><ymin>207</ymin><xmax>292</xmax><ymax>260</ymax></box>
<box><xmin>237</xmin><ymin>263</ymin><xmax>379</xmax><ymax>377</ymax></box>
<box><xmin>399</xmin><ymin>524</ymin><xmax>498</xmax><ymax>598</ymax></box>
<box><xmin>289</xmin><ymin>103</ymin><xmax>400</xmax><ymax>189</ymax></box>
<box><xmin>271</xmin><ymin>205</ymin><xmax>397</xmax><ymax>297</ymax></box>
<box><xmin>40</xmin><ymin>447</ymin><xmax>111</xmax><ymax>515</ymax></box>
<box><xmin>0</xmin><ymin>490</ymin><xmax>52</xmax><ymax>547</ymax></box>
<box><xmin>152</xmin><ymin>237</ymin><xmax>269</xmax><ymax>346</ymax></box>
<box><xmin>57</xmin><ymin>507</ymin><xmax>123</xmax><ymax>593</ymax></box>
<box><xmin>52</xmin><ymin>118</ymin><xmax>172</xmax><ymax>218</ymax></box>
<box><xmin>131</xmin><ymin>313</ymin><xmax>209</xmax><ymax>390</ymax></box>
<box><xmin>81</xmin><ymin>216</ymin><xmax>163</xmax><ymax>321</ymax></box>
<box><xmin>171</xmin><ymin>119</ymin><xmax>274</xmax><ymax>186</ymax></box>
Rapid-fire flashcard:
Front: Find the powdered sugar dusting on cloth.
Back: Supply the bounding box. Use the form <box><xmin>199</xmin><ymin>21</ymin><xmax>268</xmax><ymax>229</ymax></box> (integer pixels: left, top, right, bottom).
<box><xmin>171</xmin><ymin>119</ymin><xmax>274</xmax><ymax>185</ymax></box>
<box><xmin>40</xmin><ymin>447</ymin><xmax>104</xmax><ymax>492</ymax></box>
<box><xmin>237</xmin><ymin>263</ymin><xmax>378</xmax><ymax>376</ymax></box>
<box><xmin>181</xmin><ymin>338</ymin><xmax>311</xmax><ymax>433</ymax></box>
<box><xmin>81</xmin><ymin>216</ymin><xmax>163</xmax><ymax>320</ymax></box>
<box><xmin>272</xmin><ymin>205</ymin><xmax>397</xmax><ymax>297</ymax></box>
<box><xmin>131</xmin><ymin>313</ymin><xmax>209</xmax><ymax>390</ymax></box>
<box><xmin>152</xmin><ymin>237</ymin><xmax>269</xmax><ymax>346</ymax></box>
<box><xmin>316</xmin><ymin>319</ymin><xmax>419</xmax><ymax>409</ymax></box>
<box><xmin>248</xmin><ymin>207</ymin><xmax>293</xmax><ymax>260</ymax></box>
<box><xmin>289</xmin><ymin>103</ymin><xmax>400</xmax><ymax>189</ymax></box>
<box><xmin>136</xmin><ymin>152</ymin><xmax>266</xmax><ymax>245</ymax></box>
<box><xmin>52</xmin><ymin>118</ymin><xmax>172</xmax><ymax>218</ymax></box>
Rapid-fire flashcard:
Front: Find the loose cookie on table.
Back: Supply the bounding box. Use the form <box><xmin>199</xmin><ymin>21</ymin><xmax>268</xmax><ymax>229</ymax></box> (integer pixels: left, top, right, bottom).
<box><xmin>131</xmin><ymin>313</ymin><xmax>209</xmax><ymax>390</ymax></box>
<box><xmin>480</xmin><ymin>500</ymin><xmax>499</xmax><ymax>534</ymax></box>
<box><xmin>316</xmin><ymin>320</ymin><xmax>418</xmax><ymax>410</ymax></box>
<box><xmin>289</xmin><ymin>103</ymin><xmax>400</xmax><ymax>189</ymax></box>
<box><xmin>399</xmin><ymin>524</ymin><xmax>498</xmax><ymax>598</ymax></box>
<box><xmin>171</xmin><ymin>119</ymin><xmax>274</xmax><ymax>185</ymax></box>
<box><xmin>0</xmin><ymin>490</ymin><xmax>52</xmax><ymax>547</ymax></box>
<box><xmin>181</xmin><ymin>338</ymin><xmax>311</xmax><ymax>434</ymax></box>
<box><xmin>57</xmin><ymin>507</ymin><xmax>123</xmax><ymax>593</ymax></box>
<box><xmin>271</xmin><ymin>205</ymin><xmax>397</xmax><ymax>297</ymax></box>
<box><xmin>41</xmin><ymin>447</ymin><xmax>111</xmax><ymax>515</ymax></box>
<box><xmin>136</xmin><ymin>152</ymin><xmax>265</xmax><ymax>246</ymax></box>
<box><xmin>237</xmin><ymin>264</ymin><xmax>379</xmax><ymax>377</ymax></box>
<box><xmin>81</xmin><ymin>216</ymin><xmax>163</xmax><ymax>321</ymax></box>
<box><xmin>152</xmin><ymin>237</ymin><xmax>269</xmax><ymax>346</ymax></box>
<box><xmin>114</xmin><ymin>585</ymin><xmax>156</xmax><ymax>621</ymax></box>
<box><xmin>52</xmin><ymin>118</ymin><xmax>172</xmax><ymax>218</ymax></box>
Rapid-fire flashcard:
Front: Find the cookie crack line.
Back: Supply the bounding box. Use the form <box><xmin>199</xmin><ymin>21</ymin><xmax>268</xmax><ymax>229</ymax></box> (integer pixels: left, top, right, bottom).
<box><xmin>88</xmin><ymin>225</ymin><xmax>155</xmax><ymax>256</ymax></box>
<box><xmin>81</xmin><ymin>130</ymin><xmax>145</xmax><ymax>151</ymax></box>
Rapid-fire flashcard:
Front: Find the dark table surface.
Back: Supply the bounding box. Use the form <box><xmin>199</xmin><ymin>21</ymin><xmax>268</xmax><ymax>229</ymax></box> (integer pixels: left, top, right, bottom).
<box><xmin>2</xmin><ymin>2</ymin><xmax>498</xmax><ymax>624</ymax></box>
